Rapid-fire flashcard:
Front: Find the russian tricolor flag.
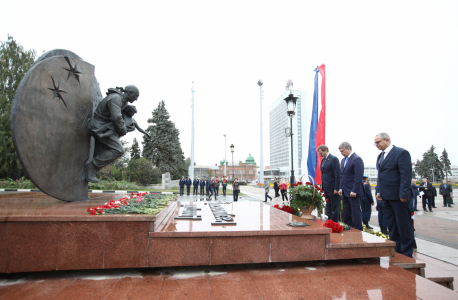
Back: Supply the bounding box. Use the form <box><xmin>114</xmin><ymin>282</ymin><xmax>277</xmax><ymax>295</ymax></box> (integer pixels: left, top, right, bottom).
<box><xmin>307</xmin><ymin>64</ymin><xmax>326</xmax><ymax>184</ymax></box>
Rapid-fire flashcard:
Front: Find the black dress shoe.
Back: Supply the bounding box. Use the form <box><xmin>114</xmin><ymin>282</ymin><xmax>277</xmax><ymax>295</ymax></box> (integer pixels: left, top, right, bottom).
<box><xmin>365</xmin><ymin>223</ymin><xmax>373</xmax><ymax>230</ymax></box>
<box><xmin>424</xmin><ymin>209</ymin><xmax>428</xmax><ymax>212</ymax></box>
<box><xmin>429</xmin><ymin>209</ymin><xmax>433</xmax><ymax>212</ymax></box>
<box><xmin>433</xmin><ymin>206</ymin><xmax>437</xmax><ymax>208</ymax></box>
<box><xmin>443</xmin><ymin>206</ymin><xmax>447</xmax><ymax>207</ymax></box>
<box><xmin>415</xmin><ymin>209</ymin><xmax>419</xmax><ymax>211</ymax></box>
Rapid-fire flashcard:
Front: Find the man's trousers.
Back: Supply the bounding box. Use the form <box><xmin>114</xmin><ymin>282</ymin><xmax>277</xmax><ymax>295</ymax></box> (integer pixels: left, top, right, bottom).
<box><xmin>325</xmin><ymin>192</ymin><xmax>340</xmax><ymax>223</ymax></box>
<box><xmin>342</xmin><ymin>195</ymin><xmax>362</xmax><ymax>230</ymax></box>
<box><xmin>383</xmin><ymin>199</ymin><xmax>415</xmax><ymax>257</ymax></box>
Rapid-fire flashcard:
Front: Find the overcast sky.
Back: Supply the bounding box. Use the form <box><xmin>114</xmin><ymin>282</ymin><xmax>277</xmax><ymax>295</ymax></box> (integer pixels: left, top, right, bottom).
<box><xmin>3</xmin><ymin>0</ymin><xmax>458</xmax><ymax>170</ymax></box>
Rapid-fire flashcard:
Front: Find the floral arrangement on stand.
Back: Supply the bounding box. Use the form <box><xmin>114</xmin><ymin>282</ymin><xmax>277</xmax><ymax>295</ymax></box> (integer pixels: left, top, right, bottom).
<box><xmin>289</xmin><ymin>181</ymin><xmax>326</xmax><ymax>216</ymax></box>
<box><xmin>323</xmin><ymin>220</ymin><xmax>343</xmax><ymax>233</ymax></box>
<box><xmin>87</xmin><ymin>192</ymin><xmax>175</xmax><ymax>215</ymax></box>
<box><xmin>272</xmin><ymin>204</ymin><xmax>295</xmax><ymax>215</ymax></box>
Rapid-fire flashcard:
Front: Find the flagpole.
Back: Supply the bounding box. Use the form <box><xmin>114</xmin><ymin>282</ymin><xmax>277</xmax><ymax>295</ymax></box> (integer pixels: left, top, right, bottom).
<box><xmin>190</xmin><ymin>82</ymin><xmax>195</xmax><ymax>179</ymax></box>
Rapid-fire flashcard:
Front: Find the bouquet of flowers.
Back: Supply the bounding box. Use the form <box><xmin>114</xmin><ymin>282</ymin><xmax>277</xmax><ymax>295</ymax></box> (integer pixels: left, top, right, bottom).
<box><xmin>323</xmin><ymin>220</ymin><xmax>343</xmax><ymax>233</ymax></box>
<box><xmin>273</xmin><ymin>204</ymin><xmax>295</xmax><ymax>215</ymax></box>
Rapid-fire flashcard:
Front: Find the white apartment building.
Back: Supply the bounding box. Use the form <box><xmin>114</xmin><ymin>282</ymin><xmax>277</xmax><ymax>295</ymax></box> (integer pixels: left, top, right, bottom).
<box><xmin>268</xmin><ymin>90</ymin><xmax>308</xmax><ymax>181</ymax></box>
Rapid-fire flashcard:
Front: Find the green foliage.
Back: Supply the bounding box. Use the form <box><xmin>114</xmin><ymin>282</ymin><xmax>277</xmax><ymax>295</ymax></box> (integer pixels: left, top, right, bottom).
<box><xmin>0</xmin><ymin>35</ymin><xmax>36</xmax><ymax>178</ymax></box>
<box><xmin>414</xmin><ymin>145</ymin><xmax>444</xmax><ymax>182</ymax></box>
<box><xmin>289</xmin><ymin>184</ymin><xmax>325</xmax><ymax>213</ymax></box>
<box><xmin>0</xmin><ymin>177</ymin><xmax>36</xmax><ymax>189</ymax></box>
<box><xmin>142</xmin><ymin>100</ymin><xmax>185</xmax><ymax>179</ymax></box>
<box><xmin>440</xmin><ymin>148</ymin><xmax>452</xmax><ymax>181</ymax></box>
<box><xmin>131</xmin><ymin>138</ymin><xmax>141</xmax><ymax>160</ymax></box>
<box><xmin>128</xmin><ymin>157</ymin><xmax>162</xmax><ymax>185</ymax></box>
<box><xmin>88</xmin><ymin>180</ymin><xmax>142</xmax><ymax>191</ymax></box>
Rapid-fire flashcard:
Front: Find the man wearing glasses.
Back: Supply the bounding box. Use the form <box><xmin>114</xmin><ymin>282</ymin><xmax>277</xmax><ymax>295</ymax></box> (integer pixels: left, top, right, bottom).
<box><xmin>375</xmin><ymin>133</ymin><xmax>415</xmax><ymax>257</ymax></box>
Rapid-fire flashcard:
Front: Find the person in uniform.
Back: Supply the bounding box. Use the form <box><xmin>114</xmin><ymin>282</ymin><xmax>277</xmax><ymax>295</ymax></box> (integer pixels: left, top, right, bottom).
<box><xmin>87</xmin><ymin>85</ymin><xmax>139</xmax><ymax>183</ymax></box>
<box><xmin>193</xmin><ymin>176</ymin><xmax>200</xmax><ymax>195</ymax></box>
<box><xmin>179</xmin><ymin>176</ymin><xmax>186</xmax><ymax>196</ymax></box>
<box><xmin>185</xmin><ymin>176</ymin><xmax>192</xmax><ymax>195</ymax></box>
<box><xmin>361</xmin><ymin>175</ymin><xmax>374</xmax><ymax>229</ymax></box>
<box><xmin>200</xmin><ymin>177</ymin><xmax>206</xmax><ymax>198</ymax></box>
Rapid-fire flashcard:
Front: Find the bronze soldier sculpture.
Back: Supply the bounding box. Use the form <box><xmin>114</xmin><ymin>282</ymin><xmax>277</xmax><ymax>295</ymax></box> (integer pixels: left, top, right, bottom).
<box><xmin>86</xmin><ymin>85</ymin><xmax>140</xmax><ymax>183</ymax></box>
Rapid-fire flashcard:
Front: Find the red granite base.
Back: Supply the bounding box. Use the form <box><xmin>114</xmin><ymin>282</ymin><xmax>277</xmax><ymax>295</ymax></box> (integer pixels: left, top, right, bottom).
<box><xmin>0</xmin><ymin>194</ymin><xmax>396</xmax><ymax>273</ymax></box>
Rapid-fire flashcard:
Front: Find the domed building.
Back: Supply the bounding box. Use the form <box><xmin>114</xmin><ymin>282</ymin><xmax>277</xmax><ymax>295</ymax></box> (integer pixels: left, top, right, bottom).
<box><xmin>217</xmin><ymin>154</ymin><xmax>258</xmax><ymax>181</ymax></box>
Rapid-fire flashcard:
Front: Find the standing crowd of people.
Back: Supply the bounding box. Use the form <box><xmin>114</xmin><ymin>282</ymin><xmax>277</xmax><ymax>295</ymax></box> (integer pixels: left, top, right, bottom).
<box><xmin>178</xmin><ymin>175</ymin><xmax>230</xmax><ymax>200</ymax></box>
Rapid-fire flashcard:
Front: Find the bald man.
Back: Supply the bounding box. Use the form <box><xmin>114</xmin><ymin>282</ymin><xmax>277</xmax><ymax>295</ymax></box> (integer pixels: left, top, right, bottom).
<box><xmin>87</xmin><ymin>85</ymin><xmax>140</xmax><ymax>183</ymax></box>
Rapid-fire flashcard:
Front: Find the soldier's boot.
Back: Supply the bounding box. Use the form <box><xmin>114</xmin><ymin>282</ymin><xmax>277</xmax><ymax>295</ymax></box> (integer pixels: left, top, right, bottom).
<box><xmin>86</xmin><ymin>162</ymin><xmax>99</xmax><ymax>184</ymax></box>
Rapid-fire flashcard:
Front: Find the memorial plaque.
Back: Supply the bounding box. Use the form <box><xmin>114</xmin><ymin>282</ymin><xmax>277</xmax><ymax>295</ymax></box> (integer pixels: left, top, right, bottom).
<box><xmin>209</xmin><ymin>203</ymin><xmax>236</xmax><ymax>225</ymax></box>
<box><xmin>11</xmin><ymin>53</ymin><xmax>96</xmax><ymax>201</ymax></box>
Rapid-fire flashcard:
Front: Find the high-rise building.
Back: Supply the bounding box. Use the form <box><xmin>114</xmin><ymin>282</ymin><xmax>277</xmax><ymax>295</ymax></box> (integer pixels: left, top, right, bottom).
<box><xmin>268</xmin><ymin>90</ymin><xmax>308</xmax><ymax>181</ymax></box>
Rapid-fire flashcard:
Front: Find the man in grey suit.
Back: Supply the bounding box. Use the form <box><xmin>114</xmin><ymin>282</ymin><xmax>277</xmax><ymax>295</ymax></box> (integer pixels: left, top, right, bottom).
<box><xmin>318</xmin><ymin>145</ymin><xmax>341</xmax><ymax>222</ymax></box>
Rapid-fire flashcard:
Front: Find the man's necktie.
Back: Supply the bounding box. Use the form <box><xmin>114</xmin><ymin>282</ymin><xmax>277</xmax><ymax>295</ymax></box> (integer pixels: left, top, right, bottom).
<box><xmin>380</xmin><ymin>151</ymin><xmax>385</xmax><ymax>165</ymax></box>
<box><xmin>344</xmin><ymin>157</ymin><xmax>348</xmax><ymax>168</ymax></box>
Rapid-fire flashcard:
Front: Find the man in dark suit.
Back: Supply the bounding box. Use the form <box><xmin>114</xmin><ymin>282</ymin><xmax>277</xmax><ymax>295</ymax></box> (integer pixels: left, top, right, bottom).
<box><xmin>440</xmin><ymin>180</ymin><xmax>453</xmax><ymax>207</ymax></box>
<box><xmin>419</xmin><ymin>178</ymin><xmax>433</xmax><ymax>212</ymax></box>
<box><xmin>338</xmin><ymin>142</ymin><xmax>364</xmax><ymax>230</ymax></box>
<box><xmin>411</xmin><ymin>179</ymin><xmax>420</xmax><ymax>211</ymax></box>
<box><xmin>318</xmin><ymin>145</ymin><xmax>341</xmax><ymax>222</ymax></box>
<box><xmin>375</xmin><ymin>133</ymin><xmax>415</xmax><ymax>258</ymax></box>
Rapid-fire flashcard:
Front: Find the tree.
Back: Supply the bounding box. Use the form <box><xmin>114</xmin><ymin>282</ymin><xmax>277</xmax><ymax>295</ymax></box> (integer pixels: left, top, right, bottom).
<box><xmin>142</xmin><ymin>100</ymin><xmax>185</xmax><ymax>178</ymax></box>
<box><xmin>414</xmin><ymin>145</ymin><xmax>444</xmax><ymax>182</ymax></box>
<box><xmin>127</xmin><ymin>157</ymin><xmax>162</xmax><ymax>185</ymax></box>
<box><xmin>98</xmin><ymin>139</ymin><xmax>130</xmax><ymax>181</ymax></box>
<box><xmin>131</xmin><ymin>138</ymin><xmax>141</xmax><ymax>160</ymax></box>
<box><xmin>0</xmin><ymin>35</ymin><xmax>36</xmax><ymax>178</ymax></box>
<box><xmin>440</xmin><ymin>148</ymin><xmax>452</xmax><ymax>181</ymax></box>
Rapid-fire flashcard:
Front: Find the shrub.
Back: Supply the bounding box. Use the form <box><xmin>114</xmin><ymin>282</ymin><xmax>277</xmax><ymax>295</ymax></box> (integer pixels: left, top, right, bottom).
<box><xmin>0</xmin><ymin>177</ymin><xmax>37</xmax><ymax>189</ymax></box>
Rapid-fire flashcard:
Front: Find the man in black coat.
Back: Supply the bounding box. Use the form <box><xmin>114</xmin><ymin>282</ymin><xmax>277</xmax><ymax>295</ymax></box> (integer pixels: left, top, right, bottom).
<box><xmin>411</xmin><ymin>179</ymin><xmax>420</xmax><ymax>211</ymax></box>
<box><xmin>205</xmin><ymin>177</ymin><xmax>211</xmax><ymax>197</ymax></box>
<box><xmin>431</xmin><ymin>184</ymin><xmax>437</xmax><ymax>208</ymax></box>
<box><xmin>318</xmin><ymin>145</ymin><xmax>341</xmax><ymax>222</ymax></box>
<box><xmin>440</xmin><ymin>180</ymin><xmax>453</xmax><ymax>207</ymax></box>
<box><xmin>375</xmin><ymin>133</ymin><xmax>415</xmax><ymax>257</ymax></box>
<box><xmin>419</xmin><ymin>178</ymin><xmax>433</xmax><ymax>212</ymax></box>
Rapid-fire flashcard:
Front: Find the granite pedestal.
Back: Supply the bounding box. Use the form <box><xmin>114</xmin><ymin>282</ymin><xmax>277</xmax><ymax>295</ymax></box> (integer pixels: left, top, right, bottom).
<box><xmin>0</xmin><ymin>193</ymin><xmax>395</xmax><ymax>273</ymax></box>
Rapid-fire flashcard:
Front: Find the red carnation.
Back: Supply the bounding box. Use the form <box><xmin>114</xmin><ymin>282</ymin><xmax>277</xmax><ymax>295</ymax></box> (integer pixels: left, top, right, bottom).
<box><xmin>326</xmin><ymin>199</ymin><xmax>329</xmax><ymax>203</ymax></box>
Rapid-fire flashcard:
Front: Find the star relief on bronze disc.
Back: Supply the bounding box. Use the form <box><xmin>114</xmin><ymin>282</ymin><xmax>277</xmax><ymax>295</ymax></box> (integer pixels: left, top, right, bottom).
<box><xmin>48</xmin><ymin>76</ymin><xmax>68</xmax><ymax>108</ymax></box>
<box><xmin>63</xmin><ymin>56</ymin><xmax>82</xmax><ymax>82</ymax></box>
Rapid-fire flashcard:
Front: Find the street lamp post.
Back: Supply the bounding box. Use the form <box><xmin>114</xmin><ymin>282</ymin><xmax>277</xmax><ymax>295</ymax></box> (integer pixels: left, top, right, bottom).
<box><xmin>257</xmin><ymin>80</ymin><xmax>264</xmax><ymax>184</ymax></box>
<box><xmin>284</xmin><ymin>93</ymin><xmax>298</xmax><ymax>204</ymax></box>
<box><xmin>230</xmin><ymin>144</ymin><xmax>235</xmax><ymax>182</ymax></box>
<box><xmin>223</xmin><ymin>134</ymin><xmax>227</xmax><ymax>177</ymax></box>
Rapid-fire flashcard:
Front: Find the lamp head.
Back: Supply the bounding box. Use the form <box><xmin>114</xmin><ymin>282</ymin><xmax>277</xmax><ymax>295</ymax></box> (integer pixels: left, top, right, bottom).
<box><xmin>230</xmin><ymin>144</ymin><xmax>234</xmax><ymax>153</ymax></box>
<box><xmin>284</xmin><ymin>93</ymin><xmax>298</xmax><ymax>117</ymax></box>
